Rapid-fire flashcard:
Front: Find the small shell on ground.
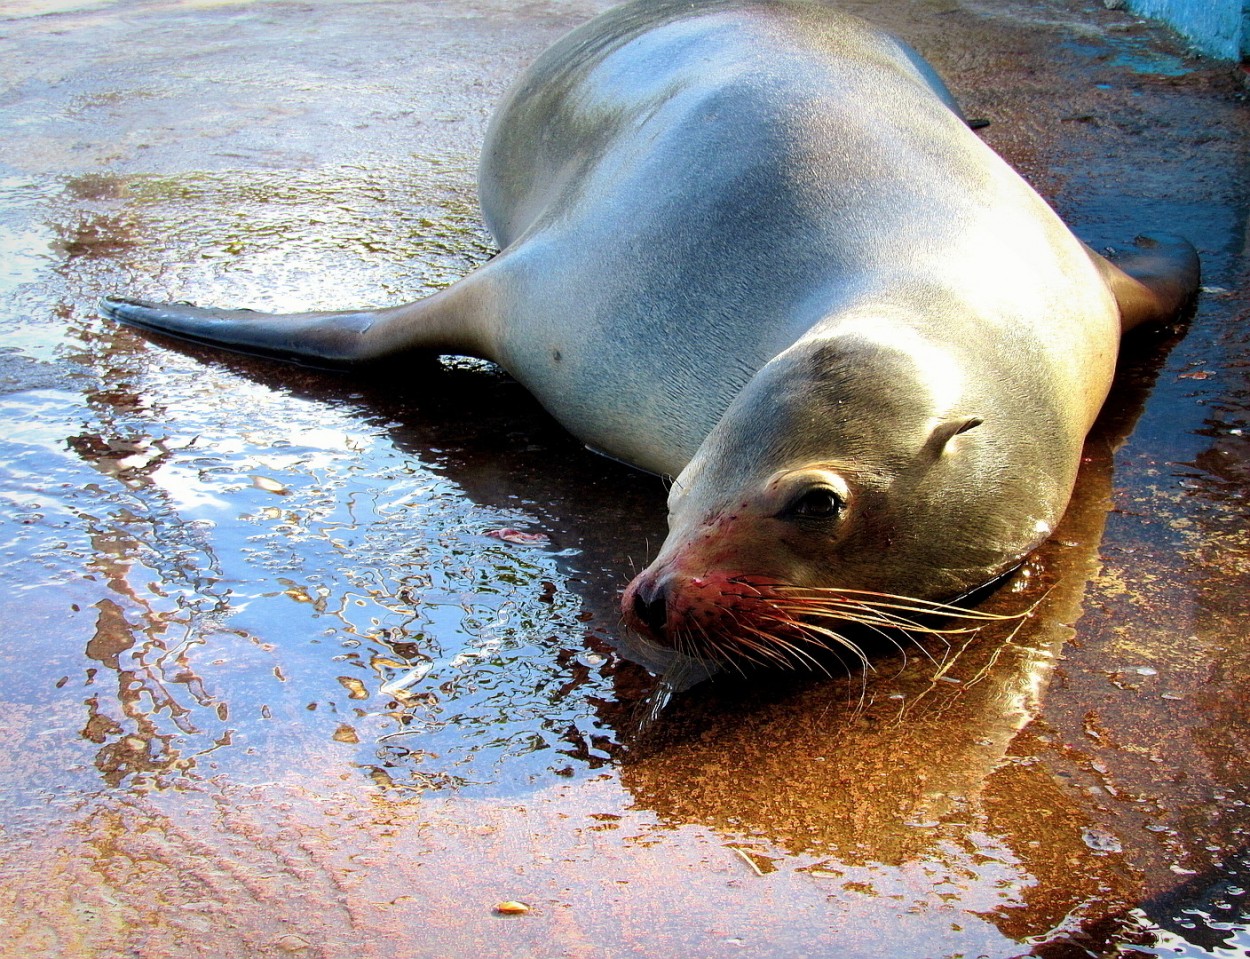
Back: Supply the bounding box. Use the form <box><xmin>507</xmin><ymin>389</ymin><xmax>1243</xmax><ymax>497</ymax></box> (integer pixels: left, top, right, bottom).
<box><xmin>493</xmin><ymin>900</ymin><xmax>531</xmax><ymax>915</ymax></box>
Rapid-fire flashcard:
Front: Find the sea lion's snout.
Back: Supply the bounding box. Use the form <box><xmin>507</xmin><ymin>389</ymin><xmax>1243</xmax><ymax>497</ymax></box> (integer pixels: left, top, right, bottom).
<box><xmin>625</xmin><ymin>575</ymin><xmax>670</xmax><ymax>642</ymax></box>
<box><xmin>622</xmin><ymin>569</ymin><xmax>677</xmax><ymax>644</ymax></box>
<box><xmin>621</xmin><ymin>563</ymin><xmax>783</xmax><ymax>658</ymax></box>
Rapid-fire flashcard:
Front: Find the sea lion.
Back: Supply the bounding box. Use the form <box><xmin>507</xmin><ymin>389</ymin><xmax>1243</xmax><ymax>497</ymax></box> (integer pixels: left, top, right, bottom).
<box><xmin>100</xmin><ymin>0</ymin><xmax>1199</xmax><ymax>668</ymax></box>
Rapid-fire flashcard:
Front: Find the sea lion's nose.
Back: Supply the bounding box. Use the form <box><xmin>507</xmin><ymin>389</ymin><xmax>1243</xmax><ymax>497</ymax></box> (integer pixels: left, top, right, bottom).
<box><xmin>628</xmin><ymin>578</ymin><xmax>669</xmax><ymax>640</ymax></box>
<box><xmin>620</xmin><ymin>570</ymin><xmax>670</xmax><ymax>645</ymax></box>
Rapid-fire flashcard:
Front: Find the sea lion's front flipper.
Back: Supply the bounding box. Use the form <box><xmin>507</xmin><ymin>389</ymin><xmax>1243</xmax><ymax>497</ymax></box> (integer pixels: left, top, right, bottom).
<box><xmin>100</xmin><ymin>263</ymin><xmax>498</xmax><ymax>368</ymax></box>
<box><xmin>1085</xmin><ymin>234</ymin><xmax>1200</xmax><ymax>334</ymax></box>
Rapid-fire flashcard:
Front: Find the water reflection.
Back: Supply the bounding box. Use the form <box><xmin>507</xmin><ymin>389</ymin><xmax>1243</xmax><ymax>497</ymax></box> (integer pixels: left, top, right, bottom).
<box><xmin>60</xmin><ymin>345</ymin><xmax>662</xmax><ymax>793</ymax></box>
<box><xmin>0</xmin><ymin>165</ymin><xmax>665</xmax><ymax>807</ymax></box>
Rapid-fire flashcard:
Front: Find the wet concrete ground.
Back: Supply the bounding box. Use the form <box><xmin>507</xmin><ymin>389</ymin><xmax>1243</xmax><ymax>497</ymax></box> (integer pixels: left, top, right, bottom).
<box><xmin>1</xmin><ymin>0</ymin><xmax>1248</xmax><ymax>956</ymax></box>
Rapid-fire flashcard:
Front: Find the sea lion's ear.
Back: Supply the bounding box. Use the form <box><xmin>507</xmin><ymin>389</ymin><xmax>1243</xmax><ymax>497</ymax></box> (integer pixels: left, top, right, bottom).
<box><xmin>924</xmin><ymin>416</ymin><xmax>983</xmax><ymax>458</ymax></box>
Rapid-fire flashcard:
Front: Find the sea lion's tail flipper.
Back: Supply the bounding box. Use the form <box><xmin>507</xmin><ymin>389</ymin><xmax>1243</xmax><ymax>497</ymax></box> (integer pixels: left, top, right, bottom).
<box><xmin>99</xmin><ymin>267</ymin><xmax>495</xmax><ymax>368</ymax></box>
<box><xmin>1086</xmin><ymin>233</ymin><xmax>1201</xmax><ymax>334</ymax></box>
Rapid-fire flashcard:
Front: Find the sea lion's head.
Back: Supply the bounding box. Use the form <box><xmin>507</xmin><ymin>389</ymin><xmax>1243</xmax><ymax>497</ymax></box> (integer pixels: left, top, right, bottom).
<box><xmin>620</xmin><ymin>322</ymin><xmax>1070</xmax><ymax>668</ymax></box>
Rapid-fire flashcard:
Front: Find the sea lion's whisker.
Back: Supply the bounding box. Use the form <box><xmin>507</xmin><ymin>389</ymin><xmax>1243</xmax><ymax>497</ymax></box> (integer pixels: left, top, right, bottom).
<box><xmin>736</xmin><ymin>630</ymin><xmax>795</xmax><ymax>669</ymax></box>
<box><xmin>778</xmin><ymin>589</ymin><xmax>1028</xmax><ymax>671</ymax></box>
<box><xmin>746</xmin><ymin>606</ymin><xmax>835</xmax><ymax>664</ymax></box>
<box><xmin>771</xmin><ymin>602</ymin><xmax>928</xmax><ymax>631</ymax></box>
<box><xmin>701</xmin><ymin>618</ymin><xmax>770</xmax><ymax>673</ymax></box>
<box><xmin>741</xmin><ymin>623</ymin><xmax>832</xmax><ymax>676</ymax></box>
<box><xmin>779</xmin><ymin>597</ymin><xmax>1027</xmax><ymax>627</ymax></box>
<box><xmin>741</xmin><ymin>628</ymin><xmax>814</xmax><ymax>668</ymax></box>
<box><xmin>775</xmin><ymin>605</ymin><xmax>996</xmax><ymax>638</ymax></box>
<box><xmin>672</xmin><ymin>628</ymin><xmax>694</xmax><ymax>664</ymax></box>
<box><xmin>689</xmin><ymin>622</ymin><xmax>742</xmax><ymax>676</ymax></box>
<box><xmin>718</xmin><ymin>598</ymin><xmax>823</xmax><ymax>670</ymax></box>
<box><xmin>628</xmin><ymin>576</ymin><xmax>1039</xmax><ymax>678</ymax></box>
<box><xmin>780</xmin><ymin>619</ymin><xmax>871</xmax><ymax>673</ymax></box>
<box><xmin>730</xmin><ymin>590</ymin><xmax>879</xmax><ymax>674</ymax></box>
<box><xmin>836</xmin><ymin>616</ymin><xmax>930</xmax><ymax>667</ymax></box>
<box><xmin>768</xmin><ymin>600</ymin><xmax>985</xmax><ymax>640</ymax></box>
<box><xmin>775</xmin><ymin>586</ymin><xmax>1033</xmax><ymax>623</ymax></box>
<box><xmin>775</xmin><ymin>583</ymin><xmax>1022</xmax><ymax>610</ymax></box>
<box><xmin>769</xmin><ymin>588</ymin><xmax>1036</xmax><ymax>644</ymax></box>
<box><xmin>715</xmin><ymin>604</ymin><xmax>798</xmax><ymax>668</ymax></box>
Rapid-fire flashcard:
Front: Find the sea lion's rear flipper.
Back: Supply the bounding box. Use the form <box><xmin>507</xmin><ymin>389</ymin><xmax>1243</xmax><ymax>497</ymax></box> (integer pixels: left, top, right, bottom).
<box><xmin>100</xmin><ymin>265</ymin><xmax>497</xmax><ymax>368</ymax></box>
<box><xmin>1085</xmin><ymin>234</ymin><xmax>1200</xmax><ymax>334</ymax></box>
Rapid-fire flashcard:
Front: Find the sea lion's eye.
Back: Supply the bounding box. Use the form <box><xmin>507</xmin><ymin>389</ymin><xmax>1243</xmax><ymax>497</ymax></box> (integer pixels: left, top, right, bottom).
<box><xmin>785</xmin><ymin>486</ymin><xmax>843</xmax><ymax>519</ymax></box>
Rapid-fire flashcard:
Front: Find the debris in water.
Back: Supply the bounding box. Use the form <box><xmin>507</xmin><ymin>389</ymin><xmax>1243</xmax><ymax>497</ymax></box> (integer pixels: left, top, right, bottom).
<box><xmin>379</xmin><ymin>662</ymin><xmax>434</xmax><ymax>696</ymax></box>
<box><xmin>250</xmin><ymin>474</ymin><xmax>289</xmax><ymax>494</ymax></box>
<box><xmin>485</xmin><ymin>528</ymin><xmax>549</xmax><ymax>546</ymax></box>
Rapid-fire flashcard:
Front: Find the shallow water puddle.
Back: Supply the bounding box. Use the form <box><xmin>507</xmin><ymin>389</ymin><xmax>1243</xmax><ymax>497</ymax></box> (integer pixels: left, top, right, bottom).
<box><xmin>0</xmin><ymin>167</ymin><xmax>640</xmax><ymax>805</ymax></box>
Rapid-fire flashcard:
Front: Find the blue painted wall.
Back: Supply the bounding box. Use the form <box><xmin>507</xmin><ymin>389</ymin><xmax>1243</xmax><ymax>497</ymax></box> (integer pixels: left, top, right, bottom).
<box><xmin>1127</xmin><ymin>0</ymin><xmax>1246</xmax><ymax>60</ymax></box>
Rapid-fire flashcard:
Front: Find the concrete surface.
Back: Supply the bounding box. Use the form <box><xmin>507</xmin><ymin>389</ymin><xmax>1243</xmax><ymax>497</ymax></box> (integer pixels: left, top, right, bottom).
<box><xmin>1126</xmin><ymin>0</ymin><xmax>1246</xmax><ymax>60</ymax></box>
